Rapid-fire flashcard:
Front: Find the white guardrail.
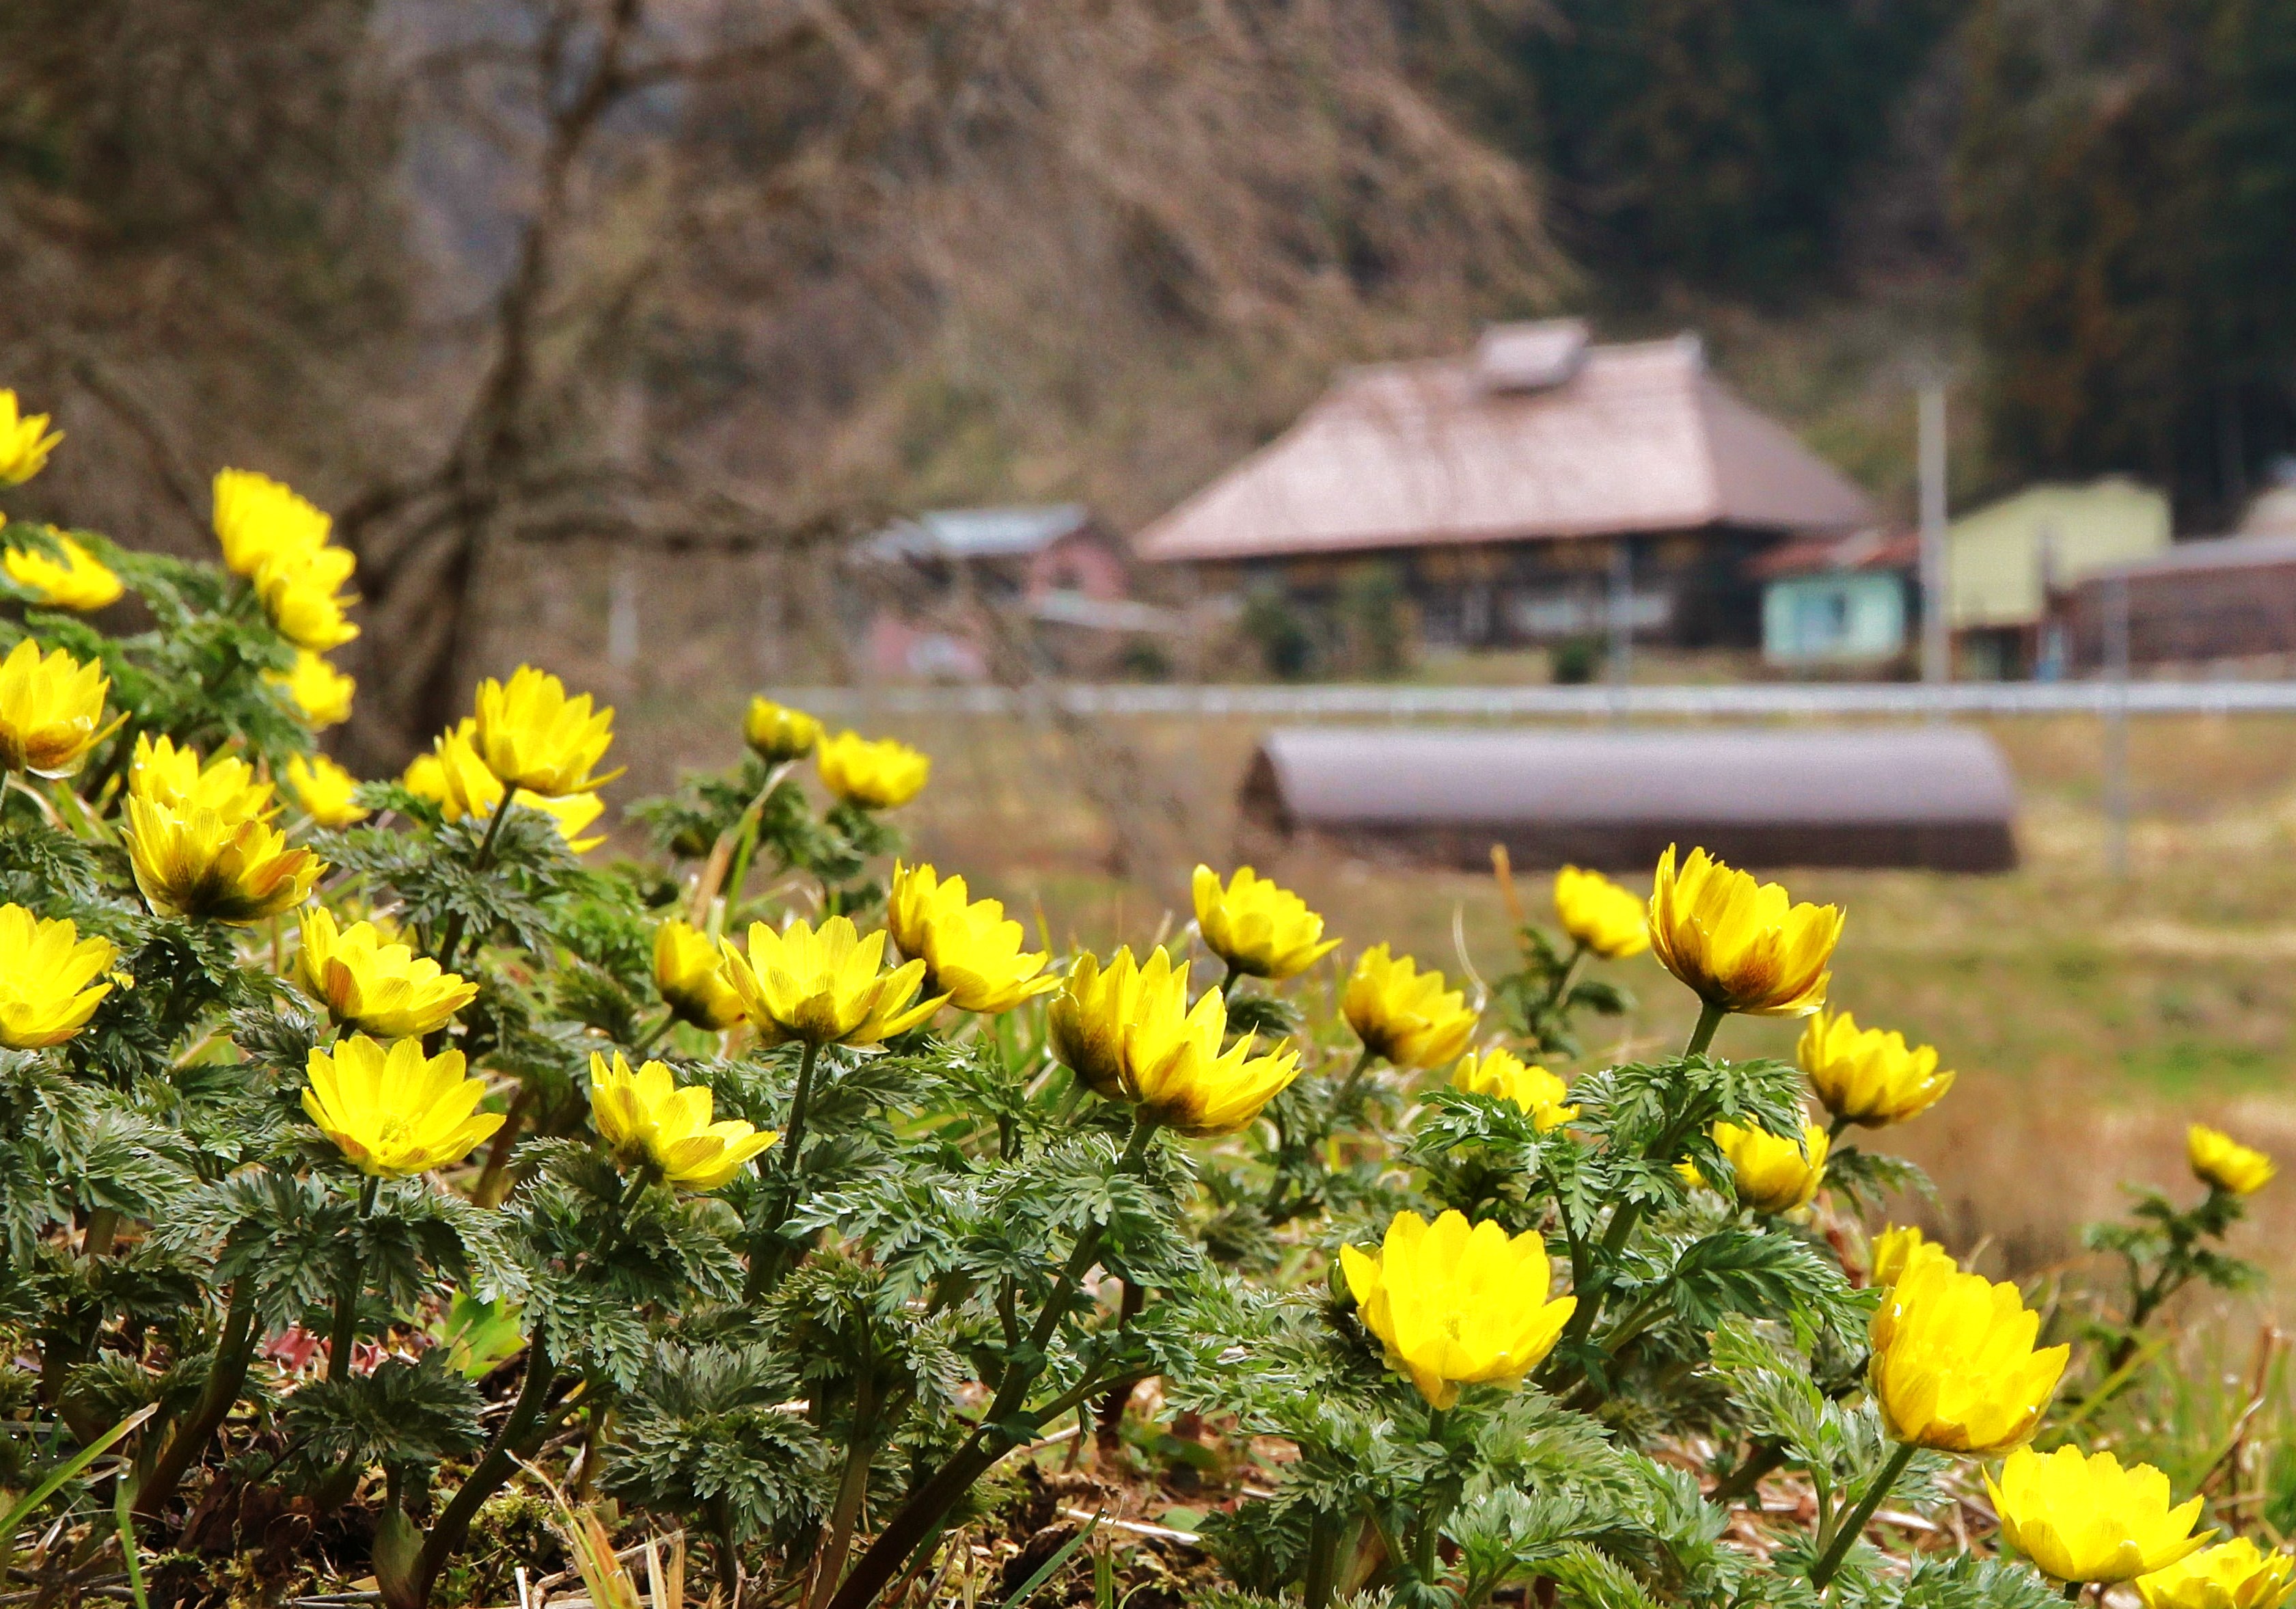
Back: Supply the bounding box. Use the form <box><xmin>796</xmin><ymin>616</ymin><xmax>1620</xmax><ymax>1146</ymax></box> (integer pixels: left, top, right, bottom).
<box><xmin>765</xmin><ymin>680</ymin><xmax>2296</xmax><ymax>720</ymax></box>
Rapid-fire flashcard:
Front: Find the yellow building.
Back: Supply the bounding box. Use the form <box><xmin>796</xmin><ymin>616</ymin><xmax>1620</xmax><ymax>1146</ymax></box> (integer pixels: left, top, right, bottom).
<box><xmin>1945</xmin><ymin>478</ymin><xmax>2170</xmax><ymax>676</ymax></box>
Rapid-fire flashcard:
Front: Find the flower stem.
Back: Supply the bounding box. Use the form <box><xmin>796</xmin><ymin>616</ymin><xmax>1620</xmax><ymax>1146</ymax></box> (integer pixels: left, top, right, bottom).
<box><xmin>821</xmin><ymin>1113</ymin><xmax>1160</xmax><ymax>1609</ymax></box>
<box><xmin>1809</xmin><ymin>1440</ymin><xmax>1917</xmax><ymax>1588</ymax></box>
<box><xmin>326</xmin><ymin>1175</ymin><xmax>383</xmax><ymax>1381</ymax></box>
<box><xmin>434</xmin><ymin>792</ymin><xmax>515</xmax><ymax>971</ymax></box>
<box><xmin>746</xmin><ymin>1039</ymin><xmax>822</xmax><ymax>1301</ymax></box>
<box><xmin>1684</xmin><ymin>999</ymin><xmax>1727</xmax><ymax>1059</ymax></box>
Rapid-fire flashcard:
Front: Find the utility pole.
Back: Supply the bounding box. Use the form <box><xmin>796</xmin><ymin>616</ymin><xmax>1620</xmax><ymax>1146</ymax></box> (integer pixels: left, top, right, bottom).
<box><xmin>1917</xmin><ymin>381</ymin><xmax>1950</xmax><ymax>686</ymax></box>
<box><xmin>2104</xmin><ymin>572</ymin><xmax>2132</xmax><ymax>878</ymax></box>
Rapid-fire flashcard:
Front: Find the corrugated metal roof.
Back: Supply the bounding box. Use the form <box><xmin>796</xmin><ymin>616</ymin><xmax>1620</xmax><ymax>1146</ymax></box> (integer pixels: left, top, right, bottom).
<box><xmin>1748</xmin><ymin>528</ymin><xmax>1919</xmax><ymax>580</ymax></box>
<box><xmin>1242</xmin><ymin>727</ymin><xmax>2016</xmax><ymax>871</ymax></box>
<box><xmin>1250</xmin><ymin>727</ymin><xmax>2014</xmax><ymax>829</ymax></box>
<box><xmin>1134</xmin><ymin>332</ymin><xmax>1872</xmax><ymax>563</ymax></box>
<box><xmin>2085</xmin><ymin>533</ymin><xmax>2296</xmax><ymax>579</ymax></box>
<box><xmin>867</xmin><ymin>504</ymin><xmax>1095</xmax><ymax>562</ymax></box>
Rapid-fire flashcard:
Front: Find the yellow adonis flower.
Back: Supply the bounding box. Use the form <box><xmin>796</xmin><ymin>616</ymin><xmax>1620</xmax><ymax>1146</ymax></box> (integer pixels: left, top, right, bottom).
<box><xmin>130</xmin><ymin>733</ymin><xmax>275</xmax><ymax>821</ymax></box>
<box><xmin>886</xmin><ymin>861</ymin><xmax>1056</xmax><ymax>1014</ymax></box>
<box><xmin>297</xmin><ymin>907</ymin><xmax>477</xmax><ymax>1038</ymax></box>
<box><xmin>1047</xmin><ymin>945</ymin><xmax>1160</xmax><ymax>1100</ymax></box>
<box><xmin>211</xmin><ymin>468</ymin><xmax>332</xmax><ymax>577</ymax></box>
<box><xmin>589</xmin><ymin>1051</ymin><xmax>778</xmax><ymax>1191</ymax></box>
<box><xmin>2140</xmin><ymin>1538</ymin><xmax>2296</xmax><ymax>1609</ymax></box>
<box><xmin>718</xmin><ymin>915</ymin><xmax>944</xmax><ymax>1049</ymax></box>
<box><xmin>0</xmin><ymin>904</ymin><xmax>116</xmax><ymax>1049</ymax></box>
<box><xmin>1341</xmin><ymin>1209</ymin><xmax>1576</xmax><ymax>1409</ymax></box>
<box><xmin>270</xmin><ymin>650</ymin><xmax>355</xmax><ymax>729</ymax></box>
<box><xmin>124</xmin><ymin>798</ymin><xmax>325</xmax><ymax>923</ymax></box>
<box><xmin>0</xmin><ymin>638</ymin><xmax>114</xmax><ymax>779</ymax></box>
<box><xmin>1799</xmin><ymin>1009</ymin><xmax>1955</xmax><ymax>1128</ymax></box>
<box><xmin>284</xmin><ymin>754</ymin><xmax>368</xmax><ymax>828</ymax></box>
<box><xmin>0</xmin><ymin>392</ymin><xmax>63</xmax><ymax>486</ymax></box>
<box><xmin>2188</xmin><ymin>1124</ymin><xmax>2276</xmax><ymax>1198</ymax></box>
<box><xmin>1868</xmin><ymin>1223</ymin><xmax>1952</xmax><ymax>1288</ymax></box>
<box><xmin>1451</xmin><ymin>1049</ymin><xmax>1576</xmax><ymax>1132</ymax></box>
<box><xmin>254</xmin><ymin>541</ymin><xmax>360</xmax><ymax>652</ymax></box>
<box><xmin>1553</xmin><ymin>865</ymin><xmax>1650</xmax><ymax>959</ymax></box>
<box><xmin>1710</xmin><ymin>1120</ymin><xmax>1830</xmax><ymax>1214</ymax></box>
<box><xmin>1989</xmin><ymin>1446</ymin><xmax>2211</xmax><ymax>1586</ymax></box>
<box><xmin>421</xmin><ymin>722</ymin><xmax>606</xmax><ymax>851</ymax></box>
<box><xmin>654</xmin><ymin>919</ymin><xmax>745</xmax><ymax>1031</ymax></box>
<box><xmin>302</xmin><ymin>1034</ymin><xmax>502</xmax><ymax>1178</ymax></box>
<box><xmin>1868</xmin><ymin>1256</ymin><xmax>2068</xmax><ymax>1454</ymax></box>
<box><xmin>816</xmin><ymin>730</ymin><xmax>930</xmax><ymax>810</ymax></box>
<box><xmin>1192</xmin><ymin>864</ymin><xmax>1340</xmax><ymax>982</ymax></box>
<box><xmin>1649</xmin><ymin>845</ymin><xmax>1843</xmax><ymax>1018</ymax></box>
<box><xmin>743</xmin><ymin>697</ymin><xmax>822</xmax><ymax>763</ymax></box>
<box><xmin>1342</xmin><ymin>944</ymin><xmax>1478</xmax><ymax>1072</ymax></box>
<box><xmin>1049</xmin><ymin>943</ymin><xmax>1301</xmax><ymax>1134</ymax></box>
<box><xmin>472</xmin><ymin>664</ymin><xmax>616</xmax><ymax>795</ymax></box>
<box><xmin>4</xmin><ymin>533</ymin><xmax>122</xmax><ymax>612</ymax></box>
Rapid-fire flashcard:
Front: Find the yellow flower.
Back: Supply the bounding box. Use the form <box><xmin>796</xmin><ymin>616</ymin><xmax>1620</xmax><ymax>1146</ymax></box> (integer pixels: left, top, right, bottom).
<box><xmin>402</xmin><ymin>749</ymin><xmax>447</xmax><ymax>803</ymax></box>
<box><xmin>1342</xmin><ymin>945</ymin><xmax>1478</xmax><ymax>1071</ymax></box>
<box><xmin>124</xmin><ymin>797</ymin><xmax>325</xmax><ymax>923</ymax></box>
<box><xmin>129</xmin><ymin>733</ymin><xmax>275</xmax><ymax>822</ymax></box>
<box><xmin>1868</xmin><ymin>1256</ymin><xmax>2069</xmax><ymax>1454</ymax></box>
<box><xmin>1192</xmin><ymin>864</ymin><xmax>1341</xmax><ymax>981</ymax></box>
<box><xmin>1869</xmin><ymin>1223</ymin><xmax>1952</xmax><ymax>1288</ymax></box>
<box><xmin>212</xmin><ymin>468</ymin><xmax>331</xmax><ymax>577</ymax></box>
<box><xmin>886</xmin><ymin>861</ymin><xmax>1056</xmax><ymax>1014</ymax></box>
<box><xmin>1048</xmin><ymin>945</ymin><xmax>1156</xmax><ymax>1101</ymax></box>
<box><xmin>717</xmin><ymin>915</ymin><xmax>944</xmax><ymax>1048</ymax></box>
<box><xmin>1109</xmin><ymin>951</ymin><xmax>1299</xmax><ymax>1136</ymax></box>
<box><xmin>472</xmin><ymin>665</ymin><xmax>616</xmax><ymax>795</ymax></box>
<box><xmin>301</xmin><ymin>1034</ymin><xmax>502</xmax><ymax>1178</ymax></box>
<box><xmin>2139</xmin><ymin>1539</ymin><xmax>2296</xmax><ymax>1609</ymax></box>
<box><xmin>254</xmin><ymin>542</ymin><xmax>359</xmax><ymax>651</ymax></box>
<box><xmin>654</xmin><ymin>919</ymin><xmax>744</xmax><ymax>1031</ymax></box>
<box><xmin>422</xmin><ymin>722</ymin><xmax>606</xmax><ymax>851</ymax></box>
<box><xmin>589</xmin><ymin>1051</ymin><xmax>778</xmax><ymax>1190</ymax></box>
<box><xmin>285</xmin><ymin>754</ymin><xmax>368</xmax><ymax>828</ymax></box>
<box><xmin>1340</xmin><ymin>1209</ymin><xmax>1576</xmax><ymax>1409</ymax></box>
<box><xmin>1451</xmin><ymin>1049</ymin><xmax>1576</xmax><ymax>1132</ymax></box>
<box><xmin>816</xmin><ymin>730</ymin><xmax>930</xmax><ymax>810</ymax></box>
<box><xmin>1988</xmin><ymin>1445</ymin><xmax>2211</xmax><ymax>1586</ymax></box>
<box><xmin>1648</xmin><ymin>845</ymin><xmax>1843</xmax><ymax>1018</ymax></box>
<box><xmin>0</xmin><ymin>392</ymin><xmax>63</xmax><ymax>486</ymax></box>
<box><xmin>270</xmin><ymin>650</ymin><xmax>355</xmax><ymax>728</ymax></box>
<box><xmin>2188</xmin><ymin>1124</ymin><xmax>2275</xmax><ymax>1198</ymax></box>
<box><xmin>1799</xmin><ymin>1010</ymin><xmax>1954</xmax><ymax>1128</ymax></box>
<box><xmin>0</xmin><ymin>904</ymin><xmax>116</xmax><ymax>1049</ymax></box>
<box><xmin>1710</xmin><ymin>1120</ymin><xmax>1829</xmax><ymax>1214</ymax></box>
<box><xmin>297</xmin><ymin>907</ymin><xmax>476</xmax><ymax>1038</ymax></box>
<box><xmin>4</xmin><ymin>533</ymin><xmax>122</xmax><ymax>612</ymax></box>
<box><xmin>1553</xmin><ymin>865</ymin><xmax>1650</xmax><ymax>959</ymax></box>
<box><xmin>0</xmin><ymin>639</ymin><xmax>113</xmax><ymax>778</ymax></box>
<box><xmin>743</xmin><ymin>697</ymin><xmax>821</xmax><ymax>763</ymax></box>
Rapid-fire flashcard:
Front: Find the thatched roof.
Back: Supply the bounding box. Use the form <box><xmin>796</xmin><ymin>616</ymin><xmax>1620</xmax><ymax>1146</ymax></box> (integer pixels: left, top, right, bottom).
<box><xmin>1136</xmin><ymin>325</ymin><xmax>1873</xmax><ymax>563</ymax></box>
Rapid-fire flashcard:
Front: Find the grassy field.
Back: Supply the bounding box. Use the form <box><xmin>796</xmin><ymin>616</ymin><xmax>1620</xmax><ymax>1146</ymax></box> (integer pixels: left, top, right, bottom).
<box><xmin>607</xmin><ymin>700</ymin><xmax>2296</xmax><ymax>1295</ymax></box>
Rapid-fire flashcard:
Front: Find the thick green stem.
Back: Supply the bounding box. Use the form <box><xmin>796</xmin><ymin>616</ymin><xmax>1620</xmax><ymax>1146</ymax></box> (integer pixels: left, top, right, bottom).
<box><xmin>1556</xmin><ymin>1000</ymin><xmax>1732</xmax><ymax>1364</ymax></box>
<box><xmin>1706</xmin><ymin>1438</ymin><xmax>1788</xmax><ymax>1506</ymax></box>
<box><xmin>746</xmin><ymin>1040</ymin><xmax>822</xmax><ymax>1301</ymax></box>
<box><xmin>807</xmin><ymin>1375</ymin><xmax>878</xmax><ymax>1609</ymax></box>
<box><xmin>822</xmin><ymin>1115</ymin><xmax>1159</xmax><ymax>1609</ymax></box>
<box><xmin>327</xmin><ymin>1176</ymin><xmax>381</xmax><ymax>1381</ymax></box>
<box><xmin>434</xmin><ymin>793</ymin><xmax>515</xmax><ymax>972</ymax></box>
<box><xmin>400</xmin><ymin>1336</ymin><xmax>559</xmax><ymax>1609</ymax></box>
<box><xmin>1412</xmin><ymin>1408</ymin><xmax>1453</xmax><ymax>1578</ymax></box>
<box><xmin>135</xmin><ymin>1279</ymin><xmax>260</xmax><ymax>1517</ymax></box>
<box><xmin>1302</xmin><ymin>1512</ymin><xmax>1343</xmax><ymax>1609</ymax></box>
<box><xmin>1809</xmin><ymin>1440</ymin><xmax>1917</xmax><ymax>1588</ymax></box>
